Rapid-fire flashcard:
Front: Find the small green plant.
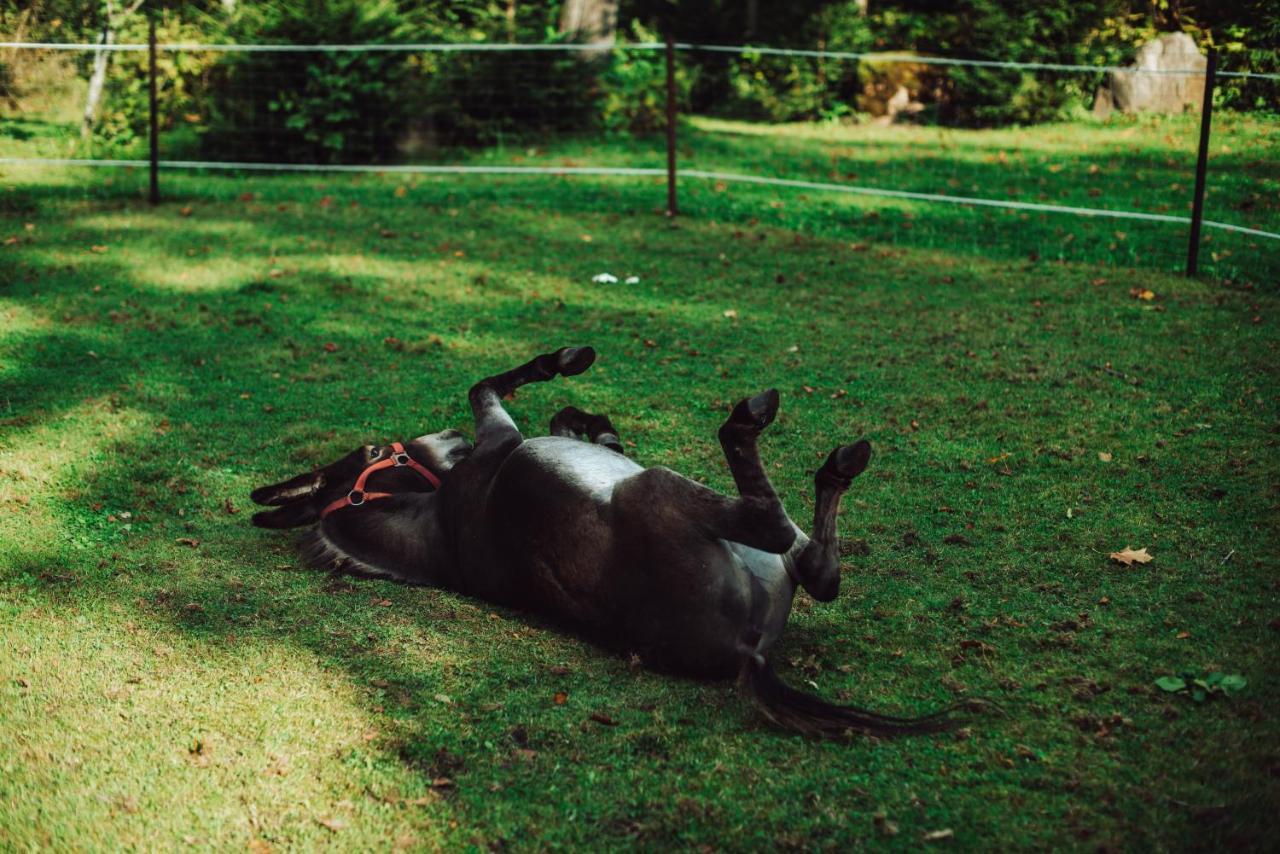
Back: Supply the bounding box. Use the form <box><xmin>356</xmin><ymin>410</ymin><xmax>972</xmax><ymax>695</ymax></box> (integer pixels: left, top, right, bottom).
<box><xmin>1155</xmin><ymin>672</ymin><xmax>1248</xmax><ymax>703</ymax></box>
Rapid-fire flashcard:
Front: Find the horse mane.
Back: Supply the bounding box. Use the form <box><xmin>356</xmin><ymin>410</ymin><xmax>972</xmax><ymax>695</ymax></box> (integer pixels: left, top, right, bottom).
<box><xmin>300</xmin><ymin>526</ymin><xmax>416</xmax><ymax>585</ymax></box>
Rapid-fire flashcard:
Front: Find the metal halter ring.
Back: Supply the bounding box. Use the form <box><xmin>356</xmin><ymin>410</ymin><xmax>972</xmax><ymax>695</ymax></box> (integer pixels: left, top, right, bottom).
<box><xmin>347</xmin><ymin>489</ymin><xmax>366</xmax><ymax>506</ymax></box>
<box><xmin>393</xmin><ymin>452</ymin><xmax>412</xmax><ymax>466</ymax></box>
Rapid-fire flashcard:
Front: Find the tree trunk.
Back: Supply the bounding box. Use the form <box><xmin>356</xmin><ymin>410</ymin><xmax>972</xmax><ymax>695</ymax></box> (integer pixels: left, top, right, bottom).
<box><xmin>81</xmin><ymin>0</ymin><xmax>147</xmax><ymax>136</ymax></box>
<box><xmin>558</xmin><ymin>0</ymin><xmax>618</xmax><ymax>55</ymax></box>
<box><xmin>82</xmin><ymin>22</ymin><xmax>114</xmax><ymax>135</ymax></box>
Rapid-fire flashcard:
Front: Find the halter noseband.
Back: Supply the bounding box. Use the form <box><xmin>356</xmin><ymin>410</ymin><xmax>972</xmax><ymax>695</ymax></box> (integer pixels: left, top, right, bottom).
<box><xmin>320</xmin><ymin>441</ymin><xmax>441</xmax><ymax>520</ymax></box>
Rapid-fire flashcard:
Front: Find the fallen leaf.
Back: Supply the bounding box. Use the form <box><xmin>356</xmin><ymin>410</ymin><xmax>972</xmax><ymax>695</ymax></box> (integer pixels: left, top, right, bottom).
<box><xmin>922</xmin><ymin>829</ymin><xmax>954</xmax><ymax>842</ymax></box>
<box><xmin>430</xmin><ymin>777</ymin><xmax>454</xmax><ymax>789</ymax></box>
<box><xmin>316</xmin><ymin>817</ymin><xmax>347</xmax><ymax>832</ymax></box>
<box><xmin>175</xmin><ymin>538</ymin><xmax>200</xmax><ymax>548</ymax></box>
<box><xmin>1129</xmin><ymin>287</ymin><xmax>1155</xmax><ymax>301</ymax></box>
<box><xmin>91</xmin><ymin>245</ymin><xmax>109</xmax><ymax>254</ymax></box>
<box><xmin>179</xmin><ymin>206</ymin><xmax>193</xmax><ymax>217</ymax></box>
<box><xmin>1098</xmin><ymin>452</ymin><xmax>1112</xmax><ymax>462</ymax></box>
<box><xmin>553</xmin><ymin>691</ymin><xmax>568</xmax><ymax>705</ymax></box>
<box><xmin>1109</xmin><ymin>546</ymin><xmax>1153</xmax><ymax>566</ymax></box>
<box><xmin>723</xmin><ymin>309</ymin><xmax>738</xmax><ymax>319</ymax></box>
<box><xmin>873</xmin><ymin>810</ymin><xmax>899</xmax><ymax>836</ymax></box>
<box><xmin>323</xmin><ymin>342</ymin><xmax>338</xmax><ymax>352</ymax></box>
<box><xmin>589</xmin><ymin>712</ymin><xmax>618</xmax><ymax>726</ymax></box>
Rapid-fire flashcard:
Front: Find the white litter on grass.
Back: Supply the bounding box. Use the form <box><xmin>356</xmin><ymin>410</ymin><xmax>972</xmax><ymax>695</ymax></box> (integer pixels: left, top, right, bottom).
<box><xmin>625</xmin><ymin>276</ymin><xmax>640</xmax><ymax>284</ymax></box>
<box><xmin>591</xmin><ymin>272</ymin><xmax>619</xmax><ymax>283</ymax></box>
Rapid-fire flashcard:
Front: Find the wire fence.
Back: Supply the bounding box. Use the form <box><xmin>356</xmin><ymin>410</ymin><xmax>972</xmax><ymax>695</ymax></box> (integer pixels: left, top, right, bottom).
<box><xmin>1</xmin><ymin>38</ymin><xmax>1276</xmax><ymax>282</ymax></box>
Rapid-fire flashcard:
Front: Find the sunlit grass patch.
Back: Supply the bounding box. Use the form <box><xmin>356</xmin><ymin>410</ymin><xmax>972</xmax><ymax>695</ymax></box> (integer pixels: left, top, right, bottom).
<box><xmin>0</xmin><ymin>141</ymin><xmax>1276</xmax><ymax>849</ymax></box>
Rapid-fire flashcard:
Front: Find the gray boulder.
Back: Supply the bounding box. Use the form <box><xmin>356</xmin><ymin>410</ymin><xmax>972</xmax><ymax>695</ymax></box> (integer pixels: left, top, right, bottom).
<box><xmin>1105</xmin><ymin>32</ymin><xmax>1207</xmax><ymax>114</ymax></box>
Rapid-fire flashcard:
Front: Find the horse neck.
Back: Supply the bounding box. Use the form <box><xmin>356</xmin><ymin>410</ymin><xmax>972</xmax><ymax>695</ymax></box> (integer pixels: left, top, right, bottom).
<box><xmin>308</xmin><ymin>493</ymin><xmax>444</xmax><ymax>585</ymax></box>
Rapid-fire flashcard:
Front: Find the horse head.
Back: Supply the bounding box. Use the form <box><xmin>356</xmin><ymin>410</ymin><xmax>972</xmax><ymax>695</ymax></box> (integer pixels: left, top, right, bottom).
<box><xmin>249</xmin><ymin>430</ymin><xmax>472</xmax><ymax>529</ymax></box>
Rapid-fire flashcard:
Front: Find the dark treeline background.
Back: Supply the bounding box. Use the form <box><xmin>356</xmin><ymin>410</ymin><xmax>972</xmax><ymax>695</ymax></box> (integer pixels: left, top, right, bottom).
<box><xmin>2</xmin><ymin>1</ymin><xmax>1276</xmax><ymax>162</ymax></box>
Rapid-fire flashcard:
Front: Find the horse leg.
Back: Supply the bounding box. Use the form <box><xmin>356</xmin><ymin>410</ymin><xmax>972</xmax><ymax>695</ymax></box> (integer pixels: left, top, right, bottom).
<box><xmin>786</xmin><ymin>442</ymin><xmax>871</xmax><ymax>602</ymax></box>
<box><xmin>714</xmin><ymin>389</ymin><xmax>796</xmax><ymax>553</ymax></box>
<box><xmin>469</xmin><ymin>347</ymin><xmax>596</xmax><ymax>449</ymax></box>
<box><xmin>549</xmin><ymin>405</ymin><xmax>625</xmax><ymax>454</ymax></box>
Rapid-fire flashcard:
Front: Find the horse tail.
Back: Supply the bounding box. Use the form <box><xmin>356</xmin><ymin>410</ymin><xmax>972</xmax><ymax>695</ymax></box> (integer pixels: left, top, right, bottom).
<box><xmin>741</xmin><ymin>653</ymin><xmax>990</xmax><ymax>738</ymax></box>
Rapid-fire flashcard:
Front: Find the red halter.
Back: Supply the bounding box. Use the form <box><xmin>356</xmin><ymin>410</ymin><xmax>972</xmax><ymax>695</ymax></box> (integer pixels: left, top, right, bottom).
<box><xmin>320</xmin><ymin>441</ymin><xmax>441</xmax><ymax>520</ymax></box>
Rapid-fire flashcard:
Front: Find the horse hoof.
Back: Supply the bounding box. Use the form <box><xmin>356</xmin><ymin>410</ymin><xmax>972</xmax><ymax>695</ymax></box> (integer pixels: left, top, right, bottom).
<box><xmin>825</xmin><ymin>440</ymin><xmax>872</xmax><ymax>481</ymax></box>
<box><xmin>728</xmin><ymin>388</ymin><xmax>780</xmax><ymax>432</ymax></box>
<box><xmin>556</xmin><ymin>346</ymin><xmax>596</xmax><ymax>377</ymax></box>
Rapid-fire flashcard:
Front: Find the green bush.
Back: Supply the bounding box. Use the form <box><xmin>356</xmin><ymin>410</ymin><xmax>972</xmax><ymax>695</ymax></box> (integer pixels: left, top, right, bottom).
<box><xmin>713</xmin><ymin>4</ymin><xmax>873</xmax><ymax>123</ymax></box>
<box><xmin>409</xmin><ymin>41</ymin><xmax>602</xmax><ymax>148</ymax></box>
<box><xmin>88</xmin><ymin>13</ymin><xmax>216</xmax><ymax>153</ymax></box>
<box><xmin>599</xmin><ymin>23</ymin><xmax>693</xmax><ymax>135</ymax></box>
<box><xmin>201</xmin><ymin>0</ymin><xmax>412</xmax><ymax>164</ymax></box>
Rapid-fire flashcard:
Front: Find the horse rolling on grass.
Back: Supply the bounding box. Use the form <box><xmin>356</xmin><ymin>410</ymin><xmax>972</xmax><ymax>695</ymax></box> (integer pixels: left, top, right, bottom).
<box><xmin>251</xmin><ymin>347</ymin><xmax>987</xmax><ymax>737</ymax></box>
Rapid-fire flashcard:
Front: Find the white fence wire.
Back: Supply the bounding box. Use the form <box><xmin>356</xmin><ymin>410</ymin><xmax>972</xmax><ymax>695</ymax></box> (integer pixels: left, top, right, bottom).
<box><xmin>2</xmin><ymin>39</ymin><xmax>1277</xmax><ymax>271</ymax></box>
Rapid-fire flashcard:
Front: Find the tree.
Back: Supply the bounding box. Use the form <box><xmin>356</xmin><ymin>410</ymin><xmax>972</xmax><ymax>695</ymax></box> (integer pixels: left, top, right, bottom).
<box><xmin>559</xmin><ymin>0</ymin><xmax>619</xmax><ymax>50</ymax></box>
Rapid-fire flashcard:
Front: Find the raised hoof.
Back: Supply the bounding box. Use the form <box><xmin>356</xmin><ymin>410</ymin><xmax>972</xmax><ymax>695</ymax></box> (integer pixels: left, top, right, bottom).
<box><xmin>727</xmin><ymin>388</ymin><xmax>780</xmax><ymax>433</ymax></box>
<box><xmin>556</xmin><ymin>346</ymin><xmax>596</xmax><ymax>377</ymax></box>
<box><xmin>819</xmin><ymin>440</ymin><xmax>872</xmax><ymax>485</ymax></box>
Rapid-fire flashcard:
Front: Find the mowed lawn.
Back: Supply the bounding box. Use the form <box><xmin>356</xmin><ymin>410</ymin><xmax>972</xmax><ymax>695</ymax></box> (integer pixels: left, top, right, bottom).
<box><xmin>0</xmin><ymin>163</ymin><xmax>1277</xmax><ymax>850</ymax></box>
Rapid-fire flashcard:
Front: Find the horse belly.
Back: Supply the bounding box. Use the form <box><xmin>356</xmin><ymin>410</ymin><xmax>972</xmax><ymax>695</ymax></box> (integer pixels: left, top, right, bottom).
<box><xmin>487</xmin><ymin>438</ymin><xmax>639</xmax><ymax>627</ymax></box>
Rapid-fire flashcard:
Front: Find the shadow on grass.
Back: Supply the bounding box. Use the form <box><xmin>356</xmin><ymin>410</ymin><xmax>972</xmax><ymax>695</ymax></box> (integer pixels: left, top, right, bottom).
<box><xmin>2</xmin><ymin>184</ymin><xmax>1277</xmax><ymax>847</ymax></box>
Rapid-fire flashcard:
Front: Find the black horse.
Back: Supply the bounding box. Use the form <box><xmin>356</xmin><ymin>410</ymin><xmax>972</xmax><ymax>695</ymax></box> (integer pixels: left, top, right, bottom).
<box><xmin>251</xmin><ymin>347</ymin><xmax>979</xmax><ymax>736</ymax></box>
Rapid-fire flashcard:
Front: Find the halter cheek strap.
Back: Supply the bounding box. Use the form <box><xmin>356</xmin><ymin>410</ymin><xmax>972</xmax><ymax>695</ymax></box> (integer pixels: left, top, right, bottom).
<box><xmin>320</xmin><ymin>441</ymin><xmax>441</xmax><ymax>520</ymax></box>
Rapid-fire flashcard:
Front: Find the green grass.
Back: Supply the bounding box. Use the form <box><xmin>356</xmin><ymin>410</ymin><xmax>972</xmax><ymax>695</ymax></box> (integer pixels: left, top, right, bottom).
<box><xmin>6</xmin><ymin>107</ymin><xmax>1279</xmax><ymax>282</ymax></box>
<box><xmin>1</xmin><ymin>146</ymin><xmax>1277</xmax><ymax>850</ymax></box>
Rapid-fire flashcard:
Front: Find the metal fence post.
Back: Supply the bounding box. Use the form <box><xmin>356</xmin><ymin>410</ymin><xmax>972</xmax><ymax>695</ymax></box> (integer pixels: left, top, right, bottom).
<box><xmin>1186</xmin><ymin>48</ymin><xmax>1217</xmax><ymax>277</ymax></box>
<box><xmin>148</xmin><ymin>10</ymin><xmax>160</xmax><ymax>205</ymax></box>
<box><xmin>665</xmin><ymin>35</ymin><xmax>678</xmax><ymax>218</ymax></box>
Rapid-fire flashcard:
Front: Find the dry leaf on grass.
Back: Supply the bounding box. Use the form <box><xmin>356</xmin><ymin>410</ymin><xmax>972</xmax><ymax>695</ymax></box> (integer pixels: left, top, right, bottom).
<box><xmin>1109</xmin><ymin>546</ymin><xmax>1153</xmax><ymax>566</ymax></box>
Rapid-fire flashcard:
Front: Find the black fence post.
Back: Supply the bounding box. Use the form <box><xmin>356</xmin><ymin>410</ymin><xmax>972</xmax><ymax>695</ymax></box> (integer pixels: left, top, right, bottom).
<box><xmin>664</xmin><ymin>35</ymin><xmax>678</xmax><ymax>218</ymax></box>
<box><xmin>148</xmin><ymin>10</ymin><xmax>160</xmax><ymax>205</ymax></box>
<box><xmin>1186</xmin><ymin>48</ymin><xmax>1217</xmax><ymax>277</ymax></box>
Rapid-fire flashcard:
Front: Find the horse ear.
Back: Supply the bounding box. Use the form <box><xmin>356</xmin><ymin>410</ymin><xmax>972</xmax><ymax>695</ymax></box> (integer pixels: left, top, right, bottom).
<box><xmin>250</xmin><ymin>472</ymin><xmax>325</xmax><ymax>506</ymax></box>
<box><xmin>252</xmin><ymin>502</ymin><xmax>319</xmax><ymax>529</ymax></box>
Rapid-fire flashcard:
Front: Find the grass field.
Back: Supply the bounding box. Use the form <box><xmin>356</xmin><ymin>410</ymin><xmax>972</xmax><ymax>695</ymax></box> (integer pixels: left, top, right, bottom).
<box><xmin>5</xmin><ymin>101</ymin><xmax>1279</xmax><ymax>283</ymax></box>
<box><xmin>1</xmin><ymin>143</ymin><xmax>1278</xmax><ymax>849</ymax></box>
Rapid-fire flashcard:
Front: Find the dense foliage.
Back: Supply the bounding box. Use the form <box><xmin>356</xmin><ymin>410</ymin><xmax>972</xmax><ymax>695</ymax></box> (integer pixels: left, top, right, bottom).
<box><xmin>1</xmin><ymin>0</ymin><xmax>1275</xmax><ymax>152</ymax></box>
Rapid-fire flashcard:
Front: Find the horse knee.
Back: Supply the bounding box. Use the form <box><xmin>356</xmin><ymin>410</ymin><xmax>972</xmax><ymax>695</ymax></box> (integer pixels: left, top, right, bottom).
<box><xmin>792</xmin><ymin>541</ymin><xmax>840</xmax><ymax>602</ymax></box>
<box><xmin>738</xmin><ymin>498</ymin><xmax>797</xmax><ymax>554</ymax></box>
